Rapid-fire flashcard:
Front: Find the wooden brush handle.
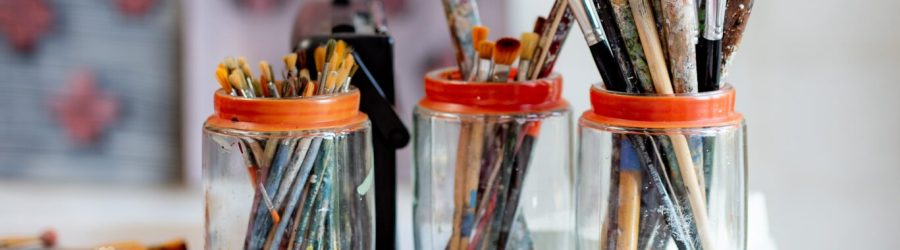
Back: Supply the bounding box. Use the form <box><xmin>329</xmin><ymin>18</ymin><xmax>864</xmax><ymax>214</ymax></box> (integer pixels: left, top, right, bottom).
<box><xmin>629</xmin><ymin>0</ymin><xmax>674</xmax><ymax>95</ymax></box>
<box><xmin>616</xmin><ymin>170</ymin><xmax>641</xmax><ymax>250</ymax></box>
<box><xmin>450</xmin><ymin>122</ymin><xmax>472</xmax><ymax>249</ymax></box>
<box><xmin>670</xmin><ymin>134</ymin><xmax>714</xmax><ymax>250</ymax></box>
<box><xmin>660</xmin><ymin>0</ymin><xmax>699</xmax><ymax>94</ymax></box>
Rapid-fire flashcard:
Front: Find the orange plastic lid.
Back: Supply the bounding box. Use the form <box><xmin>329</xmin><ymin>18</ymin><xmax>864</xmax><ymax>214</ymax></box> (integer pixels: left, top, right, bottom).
<box><xmin>419</xmin><ymin>67</ymin><xmax>568</xmax><ymax>115</ymax></box>
<box><xmin>584</xmin><ymin>86</ymin><xmax>743</xmax><ymax>129</ymax></box>
<box><xmin>206</xmin><ymin>89</ymin><xmax>368</xmax><ymax>132</ymax></box>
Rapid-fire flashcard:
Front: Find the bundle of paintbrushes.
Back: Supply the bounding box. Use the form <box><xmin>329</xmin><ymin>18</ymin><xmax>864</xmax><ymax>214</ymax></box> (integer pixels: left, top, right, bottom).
<box><xmin>568</xmin><ymin>0</ymin><xmax>754</xmax><ymax>249</ymax></box>
<box><xmin>436</xmin><ymin>0</ymin><xmax>579</xmax><ymax>248</ymax></box>
<box><xmin>211</xmin><ymin>39</ymin><xmax>372</xmax><ymax>250</ymax></box>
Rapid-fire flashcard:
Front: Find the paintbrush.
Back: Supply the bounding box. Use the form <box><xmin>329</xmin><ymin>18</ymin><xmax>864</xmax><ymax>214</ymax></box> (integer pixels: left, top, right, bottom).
<box><xmin>260</xmin><ymin>61</ymin><xmax>281</xmax><ymax>98</ymax></box>
<box><xmin>533</xmin><ymin>16</ymin><xmax>547</xmax><ymax>34</ymax></box>
<box><xmin>476</xmin><ymin>40</ymin><xmax>494</xmax><ymax>82</ymax></box>
<box><xmin>469</xmin><ymin>25</ymin><xmax>490</xmax><ymax>81</ymax></box>
<box><xmin>490</xmin><ymin>38</ymin><xmax>521</xmax><ymax>82</ymax></box>
<box><xmin>722</xmin><ymin>0</ymin><xmax>754</xmax><ymax>78</ymax></box>
<box><xmin>314</xmin><ymin>45</ymin><xmax>327</xmax><ymax>84</ymax></box>
<box><xmin>441</xmin><ymin>0</ymin><xmax>482</xmax><ymax>79</ymax></box>
<box><xmin>215</xmin><ymin>66</ymin><xmax>236</xmax><ymax>96</ymax></box>
<box><xmin>318</xmin><ymin>40</ymin><xmax>336</xmax><ymax>94</ymax></box>
<box><xmin>516</xmin><ymin>32</ymin><xmax>539</xmax><ymax>81</ymax></box>
<box><xmin>568</xmin><ymin>0</ymin><xmax>627</xmax><ymax>91</ymax></box>
<box><xmin>595</xmin><ymin>0</ymin><xmax>642</xmax><ymax>92</ymax></box>
<box><xmin>659</xmin><ymin>0</ymin><xmax>699</xmax><ymax>93</ymax></box>
<box><xmin>300</xmin><ymin>69</ymin><xmax>315</xmax><ymax>96</ymax></box>
<box><xmin>531</xmin><ymin>0</ymin><xmax>574</xmax><ymax>80</ymax></box>
<box><xmin>610</xmin><ymin>0</ymin><xmax>655</xmax><ymax>93</ymax></box>
<box><xmin>229</xmin><ymin>70</ymin><xmax>253</xmax><ymax>98</ymax></box>
<box><xmin>629</xmin><ymin>0</ymin><xmax>675</xmax><ymax>94</ymax></box>
<box><xmin>0</xmin><ymin>229</ymin><xmax>56</xmax><ymax>248</ymax></box>
<box><xmin>239</xmin><ymin>57</ymin><xmax>262</xmax><ymax>97</ymax></box>
<box><xmin>342</xmin><ymin>64</ymin><xmax>358</xmax><ymax>92</ymax></box>
<box><xmin>697</xmin><ymin>0</ymin><xmax>726</xmax><ymax>92</ymax></box>
<box><xmin>334</xmin><ymin>53</ymin><xmax>355</xmax><ymax>93</ymax></box>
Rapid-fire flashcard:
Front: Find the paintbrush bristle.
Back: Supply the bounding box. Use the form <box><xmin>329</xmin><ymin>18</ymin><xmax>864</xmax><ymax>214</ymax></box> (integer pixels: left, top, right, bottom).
<box><xmin>315</xmin><ymin>46</ymin><xmax>326</xmax><ymax>74</ymax></box>
<box><xmin>335</xmin><ymin>54</ymin><xmax>355</xmax><ymax>90</ymax></box>
<box><xmin>238</xmin><ymin>57</ymin><xmax>252</xmax><ymax>76</ymax></box>
<box><xmin>325</xmin><ymin>71</ymin><xmax>338</xmax><ymax>93</ymax></box>
<box><xmin>493</xmin><ymin>37</ymin><xmax>521</xmax><ymax>66</ymax></box>
<box><xmin>229</xmin><ymin>70</ymin><xmax>246</xmax><ymax>91</ymax></box>
<box><xmin>472</xmin><ymin>25</ymin><xmax>489</xmax><ymax>47</ymax></box>
<box><xmin>259</xmin><ymin>61</ymin><xmax>272</xmax><ymax>80</ymax></box>
<box><xmin>519</xmin><ymin>32</ymin><xmax>539</xmax><ymax>60</ymax></box>
<box><xmin>215</xmin><ymin>67</ymin><xmax>231</xmax><ymax>91</ymax></box>
<box><xmin>283</xmin><ymin>54</ymin><xmax>298</xmax><ymax>72</ymax></box>
<box><xmin>224</xmin><ymin>57</ymin><xmax>237</xmax><ymax>71</ymax></box>
<box><xmin>478</xmin><ymin>41</ymin><xmax>494</xmax><ymax>60</ymax></box>
<box><xmin>533</xmin><ymin>16</ymin><xmax>547</xmax><ymax>33</ymax></box>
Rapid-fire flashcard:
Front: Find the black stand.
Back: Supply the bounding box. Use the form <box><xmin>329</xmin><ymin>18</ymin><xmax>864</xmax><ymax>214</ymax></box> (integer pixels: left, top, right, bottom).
<box><xmin>297</xmin><ymin>34</ymin><xmax>409</xmax><ymax>250</ymax></box>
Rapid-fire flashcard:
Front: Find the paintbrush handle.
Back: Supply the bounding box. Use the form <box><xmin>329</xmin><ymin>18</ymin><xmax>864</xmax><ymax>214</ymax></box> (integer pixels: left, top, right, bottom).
<box><xmin>629</xmin><ymin>0</ymin><xmax>674</xmax><ymax>95</ymax></box>
<box><xmin>669</xmin><ymin>134</ymin><xmax>714</xmax><ymax>250</ymax></box>
<box><xmin>697</xmin><ymin>37</ymin><xmax>723</xmax><ymax>91</ymax></box>
<box><xmin>617</xmin><ymin>170</ymin><xmax>641</xmax><ymax>250</ymax></box>
<box><xmin>441</xmin><ymin>0</ymin><xmax>482</xmax><ymax>79</ymax></box>
<box><xmin>660</xmin><ymin>0</ymin><xmax>699</xmax><ymax>93</ymax></box>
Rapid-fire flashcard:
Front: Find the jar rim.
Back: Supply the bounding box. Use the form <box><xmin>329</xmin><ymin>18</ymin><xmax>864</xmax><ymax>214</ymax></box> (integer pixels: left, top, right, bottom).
<box><xmin>585</xmin><ymin>85</ymin><xmax>743</xmax><ymax>129</ymax></box>
<box><xmin>419</xmin><ymin>67</ymin><xmax>568</xmax><ymax>115</ymax></box>
<box><xmin>207</xmin><ymin>88</ymin><xmax>368</xmax><ymax>132</ymax></box>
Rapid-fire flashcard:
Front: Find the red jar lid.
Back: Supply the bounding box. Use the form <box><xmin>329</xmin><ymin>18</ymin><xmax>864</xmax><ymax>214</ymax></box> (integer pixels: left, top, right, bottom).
<box><xmin>583</xmin><ymin>86</ymin><xmax>743</xmax><ymax>129</ymax></box>
<box><xmin>206</xmin><ymin>88</ymin><xmax>367</xmax><ymax>132</ymax></box>
<box><xmin>419</xmin><ymin>67</ymin><xmax>568</xmax><ymax>115</ymax></box>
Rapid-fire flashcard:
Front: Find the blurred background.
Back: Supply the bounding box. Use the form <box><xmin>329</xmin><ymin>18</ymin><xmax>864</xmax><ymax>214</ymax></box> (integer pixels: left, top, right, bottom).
<box><xmin>1</xmin><ymin>0</ymin><xmax>898</xmax><ymax>249</ymax></box>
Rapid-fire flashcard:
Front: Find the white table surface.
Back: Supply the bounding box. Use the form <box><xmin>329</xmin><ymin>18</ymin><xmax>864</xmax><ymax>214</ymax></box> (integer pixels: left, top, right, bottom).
<box><xmin>0</xmin><ymin>182</ymin><xmax>775</xmax><ymax>249</ymax></box>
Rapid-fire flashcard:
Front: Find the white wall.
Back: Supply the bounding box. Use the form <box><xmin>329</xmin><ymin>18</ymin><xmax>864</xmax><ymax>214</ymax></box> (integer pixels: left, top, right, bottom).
<box><xmin>509</xmin><ymin>0</ymin><xmax>900</xmax><ymax>249</ymax></box>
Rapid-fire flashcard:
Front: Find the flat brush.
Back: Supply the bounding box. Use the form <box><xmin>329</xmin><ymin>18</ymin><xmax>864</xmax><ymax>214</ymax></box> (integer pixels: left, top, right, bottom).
<box><xmin>490</xmin><ymin>38</ymin><xmax>521</xmax><ymax>82</ymax></box>
<box><xmin>215</xmin><ymin>66</ymin><xmax>235</xmax><ymax>96</ymax></box>
<box><xmin>335</xmin><ymin>53</ymin><xmax>355</xmax><ymax>92</ymax></box>
<box><xmin>229</xmin><ymin>70</ymin><xmax>253</xmax><ymax>98</ymax></box>
<box><xmin>318</xmin><ymin>40</ymin><xmax>336</xmax><ymax>94</ymax></box>
<box><xmin>238</xmin><ymin>57</ymin><xmax>261</xmax><ymax>97</ymax></box>
<box><xmin>0</xmin><ymin>229</ymin><xmax>56</xmax><ymax>248</ymax></box>
<box><xmin>722</xmin><ymin>0</ymin><xmax>754</xmax><ymax>79</ymax></box>
<box><xmin>314</xmin><ymin>45</ymin><xmax>327</xmax><ymax>82</ymax></box>
<box><xmin>568</xmin><ymin>0</ymin><xmax>627</xmax><ymax>91</ymax></box>
<box><xmin>468</xmin><ymin>25</ymin><xmax>490</xmax><ymax>81</ymax></box>
<box><xmin>260</xmin><ymin>61</ymin><xmax>280</xmax><ymax>98</ymax></box>
<box><xmin>697</xmin><ymin>0</ymin><xmax>725</xmax><ymax>92</ymax></box>
<box><xmin>300</xmin><ymin>69</ymin><xmax>315</xmax><ymax>96</ymax></box>
<box><xmin>516</xmin><ymin>32</ymin><xmax>539</xmax><ymax>82</ymax></box>
<box><xmin>342</xmin><ymin>64</ymin><xmax>358</xmax><ymax>92</ymax></box>
<box><xmin>441</xmin><ymin>0</ymin><xmax>482</xmax><ymax>79</ymax></box>
<box><xmin>476</xmin><ymin>40</ymin><xmax>494</xmax><ymax>82</ymax></box>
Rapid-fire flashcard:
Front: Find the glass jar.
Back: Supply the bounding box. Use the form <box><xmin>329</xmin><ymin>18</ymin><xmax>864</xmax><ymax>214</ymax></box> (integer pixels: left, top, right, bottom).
<box><xmin>413</xmin><ymin>68</ymin><xmax>574</xmax><ymax>249</ymax></box>
<box><xmin>203</xmin><ymin>89</ymin><xmax>375</xmax><ymax>250</ymax></box>
<box><xmin>576</xmin><ymin>86</ymin><xmax>747</xmax><ymax>250</ymax></box>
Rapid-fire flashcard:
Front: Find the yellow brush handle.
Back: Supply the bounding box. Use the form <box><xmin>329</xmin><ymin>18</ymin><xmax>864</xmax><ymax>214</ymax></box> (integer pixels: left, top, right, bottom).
<box><xmin>629</xmin><ymin>0</ymin><xmax>674</xmax><ymax>95</ymax></box>
<box><xmin>616</xmin><ymin>170</ymin><xmax>641</xmax><ymax>250</ymax></box>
